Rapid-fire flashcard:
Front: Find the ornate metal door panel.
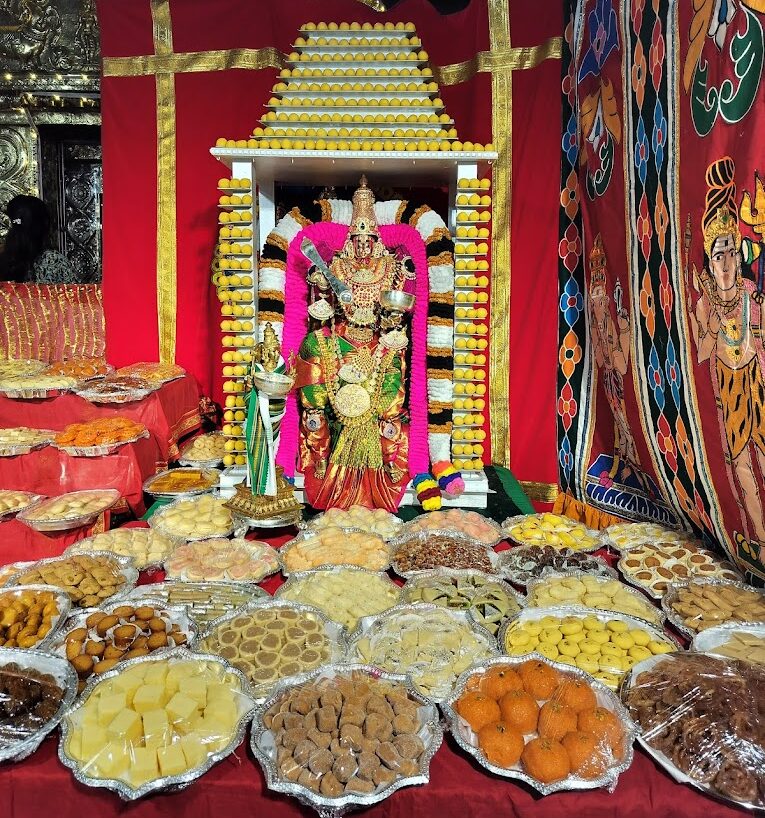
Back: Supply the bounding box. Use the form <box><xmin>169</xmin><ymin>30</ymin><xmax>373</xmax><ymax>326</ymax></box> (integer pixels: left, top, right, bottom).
<box><xmin>61</xmin><ymin>142</ymin><xmax>102</xmax><ymax>283</ymax></box>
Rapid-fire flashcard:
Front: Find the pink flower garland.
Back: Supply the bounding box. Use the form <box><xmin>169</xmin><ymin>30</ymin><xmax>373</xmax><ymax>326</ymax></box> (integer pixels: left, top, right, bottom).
<box><xmin>275</xmin><ymin>221</ymin><xmax>430</xmax><ymax>479</ymax></box>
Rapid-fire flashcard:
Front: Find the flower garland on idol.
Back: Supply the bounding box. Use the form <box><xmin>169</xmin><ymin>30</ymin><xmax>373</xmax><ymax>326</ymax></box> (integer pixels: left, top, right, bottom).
<box><xmin>257</xmin><ymin>198</ymin><xmax>464</xmax><ymax>509</ymax></box>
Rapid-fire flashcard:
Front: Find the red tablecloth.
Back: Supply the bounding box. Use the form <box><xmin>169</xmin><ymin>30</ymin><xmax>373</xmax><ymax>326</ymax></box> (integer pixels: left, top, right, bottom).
<box><xmin>0</xmin><ymin>515</ymin><xmax>109</xmax><ymax>564</ymax></box>
<box><xmin>0</xmin><ymin>434</ymin><xmax>159</xmax><ymax>523</ymax></box>
<box><xmin>0</xmin><ymin>375</ymin><xmax>201</xmax><ymax>465</ymax></box>
<box><xmin>0</xmin><ymin>524</ymin><xmax>746</xmax><ymax>818</ymax></box>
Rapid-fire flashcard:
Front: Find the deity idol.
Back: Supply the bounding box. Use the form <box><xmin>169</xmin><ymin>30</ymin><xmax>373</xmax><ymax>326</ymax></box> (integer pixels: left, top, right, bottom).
<box><xmin>293</xmin><ymin>177</ymin><xmax>415</xmax><ymax>511</ymax></box>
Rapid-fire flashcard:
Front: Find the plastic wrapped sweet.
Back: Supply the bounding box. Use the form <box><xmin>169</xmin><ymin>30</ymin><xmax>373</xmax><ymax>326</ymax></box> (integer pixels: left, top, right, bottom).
<box><xmin>499</xmin><ymin>545</ymin><xmax>616</xmax><ymax>587</ymax></box>
<box><xmin>10</xmin><ymin>554</ymin><xmax>136</xmax><ymax>609</ymax></box>
<box><xmin>0</xmin><ymin>587</ymin><xmax>69</xmax><ymax>649</ymax></box>
<box><xmin>391</xmin><ymin>530</ymin><xmax>497</xmax><ymax>575</ymax></box>
<box><xmin>402</xmin><ymin>509</ymin><xmax>502</xmax><ymax>545</ymax></box>
<box><xmin>402</xmin><ymin>569</ymin><xmax>522</xmax><ymax>635</ymax></box>
<box><xmin>199</xmin><ymin>602</ymin><xmax>346</xmax><ymax>699</ymax></box>
<box><xmin>527</xmin><ymin>571</ymin><xmax>663</xmax><ymax>625</ymax></box>
<box><xmin>0</xmin><ymin>427</ymin><xmax>54</xmax><ymax>456</ymax></box>
<box><xmin>348</xmin><ymin>604</ymin><xmax>497</xmax><ymax>700</ymax></box>
<box><xmin>164</xmin><ymin>538</ymin><xmax>280</xmax><ymax>582</ymax></box>
<box><xmin>75</xmin><ymin>375</ymin><xmax>154</xmax><ymax>404</ymax></box>
<box><xmin>116</xmin><ymin>581</ymin><xmax>268</xmax><ymax>637</ymax></box>
<box><xmin>250</xmin><ymin>665</ymin><xmax>443</xmax><ymax>811</ymax></box>
<box><xmin>149</xmin><ymin>495</ymin><xmax>234</xmax><ymax>541</ymax></box>
<box><xmin>0</xmin><ymin>490</ymin><xmax>40</xmax><ymax>518</ymax></box>
<box><xmin>500</xmin><ymin>607</ymin><xmax>676</xmax><ymax>691</ymax></box>
<box><xmin>601</xmin><ymin>522</ymin><xmax>697</xmax><ymax>551</ymax></box>
<box><xmin>306</xmin><ymin>505</ymin><xmax>403</xmax><ymax>542</ymax></box>
<box><xmin>503</xmin><ymin>514</ymin><xmax>599</xmax><ymax>552</ymax></box>
<box><xmin>691</xmin><ymin>624</ymin><xmax>765</xmax><ymax>665</ymax></box>
<box><xmin>618</xmin><ymin>541</ymin><xmax>740</xmax><ymax>598</ymax></box>
<box><xmin>59</xmin><ymin>650</ymin><xmax>256</xmax><ymax>798</ymax></box>
<box><xmin>0</xmin><ymin>650</ymin><xmax>75</xmax><ymax>763</ymax></box>
<box><xmin>179</xmin><ymin>433</ymin><xmax>227</xmax><ymax>464</ymax></box>
<box><xmin>54</xmin><ymin>417</ymin><xmax>147</xmax><ymax>452</ymax></box>
<box><xmin>662</xmin><ymin>578</ymin><xmax>765</xmax><ymax>635</ymax></box>
<box><xmin>623</xmin><ymin>652</ymin><xmax>765</xmax><ymax>809</ymax></box>
<box><xmin>54</xmin><ymin>601</ymin><xmax>195</xmax><ymax>692</ymax></box>
<box><xmin>0</xmin><ymin>374</ymin><xmax>76</xmax><ymax>396</ymax></box>
<box><xmin>281</xmin><ymin>528</ymin><xmax>390</xmax><ymax>573</ymax></box>
<box><xmin>277</xmin><ymin>567</ymin><xmax>401</xmax><ymax>631</ymax></box>
<box><xmin>17</xmin><ymin>490</ymin><xmax>121</xmax><ymax>532</ymax></box>
<box><xmin>65</xmin><ymin>528</ymin><xmax>177</xmax><ymax>570</ymax></box>
<box><xmin>143</xmin><ymin>468</ymin><xmax>219</xmax><ymax>497</ymax></box>
<box><xmin>443</xmin><ymin>656</ymin><xmax>636</xmax><ymax>794</ymax></box>
<box><xmin>0</xmin><ymin>359</ymin><xmax>46</xmax><ymax>379</ymax></box>
<box><xmin>115</xmin><ymin>362</ymin><xmax>185</xmax><ymax>384</ymax></box>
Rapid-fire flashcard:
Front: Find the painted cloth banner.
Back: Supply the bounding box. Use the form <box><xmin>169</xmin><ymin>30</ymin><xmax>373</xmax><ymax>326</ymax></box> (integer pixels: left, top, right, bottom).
<box><xmin>558</xmin><ymin>0</ymin><xmax>765</xmax><ymax>582</ymax></box>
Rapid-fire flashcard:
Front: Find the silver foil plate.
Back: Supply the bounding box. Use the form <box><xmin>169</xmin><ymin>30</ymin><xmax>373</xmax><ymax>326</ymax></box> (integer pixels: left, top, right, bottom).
<box><xmin>163</xmin><ymin>536</ymin><xmax>282</xmax><ymax>584</ymax></box>
<box><xmin>661</xmin><ymin>576</ymin><xmax>765</xmax><ymax>639</ymax></box>
<box><xmin>400</xmin><ymin>511</ymin><xmax>504</xmax><ymax>547</ymax></box>
<box><xmin>620</xmin><ymin>652</ymin><xmax>765</xmax><ymax>813</ymax></box>
<box><xmin>195</xmin><ymin>599</ymin><xmax>348</xmax><ymax>703</ymax></box>
<box><xmin>62</xmin><ymin>528</ymin><xmax>182</xmax><ymax>572</ymax></box>
<box><xmin>113</xmin><ymin>580</ymin><xmax>270</xmax><ymax>638</ymax></box>
<box><xmin>0</xmin><ymin>584</ymin><xmax>71</xmax><ymax>651</ymax></box>
<box><xmin>142</xmin><ymin>467</ymin><xmax>221</xmax><ymax>499</ymax></box>
<box><xmin>598</xmin><ymin>522</ymin><xmax>696</xmax><ymax>552</ymax></box>
<box><xmin>525</xmin><ymin>568</ymin><xmax>665</xmax><ymax>626</ymax></box>
<box><xmin>497</xmin><ymin>544</ymin><xmax>617</xmax><ymax>588</ymax></box>
<box><xmin>147</xmin><ymin>494</ymin><xmax>239</xmax><ymax>542</ymax></box>
<box><xmin>250</xmin><ymin>662</ymin><xmax>444</xmax><ymax>816</ymax></box>
<box><xmin>389</xmin><ymin>528</ymin><xmax>500</xmax><ymax>578</ymax></box>
<box><xmin>16</xmin><ymin>489</ymin><xmax>122</xmax><ymax>532</ymax></box>
<box><xmin>5</xmin><ymin>554</ymin><xmax>139</xmax><ymax>611</ymax></box>
<box><xmin>502</xmin><ymin>514</ymin><xmax>601</xmax><ymax>552</ymax></box>
<box><xmin>0</xmin><ymin>431</ymin><xmax>55</xmax><ymax>457</ymax></box>
<box><xmin>57</xmin><ymin>646</ymin><xmax>258</xmax><ymax>800</ymax></box>
<box><xmin>690</xmin><ymin>621</ymin><xmax>765</xmax><ymax>661</ymax></box>
<box><xmin>301</xmin><ymin>507</ymin><xmax>404</xmax><ymax>543</ymax></box>
<box><xmin>0</xmin><ymin>491</ymin><xmax>45</xmax><ymax>521</ymax></box>
<box><xmin>346</xmin><ymin>603</ymin><xmax>498</xmax><ymax>703</ymax></box>
<box><xmin>280</xmin><ymin>527</ymin><xmax>391</xmax><ymax>577</ymax></box>
<box><xmin>441</xmin><ymin>654</ymin><xmax>637</xmax><ymax>795</ymax></box>
<box><xmin>53</xmin><ymin>429</ymin><xmax>150</xmax><ymax>457</ymax></box>
<box><xmin>0</xmin><ymin>648</ymin><xmax>77</xmax><ymax>763</ymax></box>
<box><xmin>275</xmin><ymin>564</ymin><xmax>402</xmax><ymax>633</ymax></box>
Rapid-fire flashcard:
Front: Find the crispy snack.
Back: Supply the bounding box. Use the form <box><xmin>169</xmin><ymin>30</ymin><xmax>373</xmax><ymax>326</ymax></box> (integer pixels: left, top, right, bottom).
<box><xmin>115</xmin><ymin>362</ymin><xmax>185</xmax><ymax>383</ymax></box>
<box><xmin>54</xmin><ymin>417</ymin><xmax>146</xmax><ymax>449</ymax></box>
<box><xmin>0</xmin><ymin>588</ymin><xmax>61</xmax><ymax>649</ymax></box>
<box><xmin>45</xmin><ymin>358</ymin><xmax>110</xmax><ymax>379</ymax></box>
<box><xmin>666</xmin><ymin>579</ymin><xmax>765</xmax><ymax>633</ymax></box>
<box><xmin>12</xmin><ymin>555</ymin><xmax>128</xmax><ymax>609</ymax></box>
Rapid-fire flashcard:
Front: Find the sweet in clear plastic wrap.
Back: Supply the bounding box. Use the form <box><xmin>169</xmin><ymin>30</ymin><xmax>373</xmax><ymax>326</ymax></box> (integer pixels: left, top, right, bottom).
<box><xmin>403</xmin><ymin>509</ymin><xmax>503</xmax><ymax>545</ymax></box>
<box><xmin>305</xmin><ymin>505</ymin><xmax>403</xmax><ymax>541</ymax></box>
<box><xmin>164</xmin><ymin>537</ymin><xmax>280</xmax><ymax>582</ymax></box>
<box><xmin>281</xmin><ymin>528</ymin><xmax>390</xmax><ymax>573</ymax></box>
<box><xmin>391</xmin><ymin>530</ymin><xmax>498</xmax><ymax>575</ymax></box>
<box><xmin>503</xmin><ymin>514</ymin><xmax>599</xmax><ymax>551</ymax></box>
<box><xmin>65</xmin><ymin>528</ymin><xmax>178</xmax><ymax>570</ymax></box>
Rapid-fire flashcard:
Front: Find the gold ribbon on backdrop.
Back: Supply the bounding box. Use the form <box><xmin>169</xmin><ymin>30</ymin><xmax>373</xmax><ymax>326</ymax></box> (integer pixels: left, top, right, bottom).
<box><xmin>102</xmin><ymin>0</ymin><xmax>561</xmax><ymax>474</ymax></box>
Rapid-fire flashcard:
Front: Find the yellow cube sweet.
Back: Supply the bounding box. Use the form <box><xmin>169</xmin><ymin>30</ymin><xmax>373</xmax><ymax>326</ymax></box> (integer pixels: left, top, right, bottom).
<box><xmin>106</xmin><ymin>708</ymin><xmax>142</xmax><ymax>744</ymax></box>
<box><xmin>179</xmin><ymin>733</ymin><xmax>207</xmax><ymax>768</ymax></box>
<box><xmin>143</xmin><ymin>663</ymin><xmax>169</xmax><ymax>688</ymax></box>
<box><xmin>166</xmin><ymin>692</ymin><xmax>199</xmax><ymax>725</ymax></box>
<box><xmin>179</xmin><ymin>678</ymin><xmax>208</xmax><ymax>709</ymax></box>
<box><xmin>98</xmin><ymin>692</ymin><xmax>128</xmax><ymax>728</ymax></box>
<box><xmin>81</xmin><ymin>725</ymin><xmax>108</xmax><ymax>761</ymax></box>
<box><xmin>131</xmin><ymin>746</ymin><xmax>159</xmax><ymax>787</ymax></box>
<box><xmin>203</xmin><ymin>698</ymin><xmax>237</xmax><ymax>733</ymax></box>
<box><xmin>110</xmin><ymin>674</ymin><xmax>144</xmax><ymax>705</ymax></box>
<box><xmin>205</xmin><ymin>682</ymin><xmax>232</xmax><ymax>703</ymax></box>
<box><xmin>157</xmin><ymin>743</ymin><xmax>188</xmax><ymax>777</ymax></box>
<box><xmin>194</xmin><ymin>717</ymin><xmax>229</xmax><ymax>753</ymax></box>
<box><xmin>132</xmin><ymin>684</ymin><xmax>167</xmax><ymax>714</ymax></box>
<box><xmin>94</xmin><ymin>741</ymin><xmax>130</xmax><ymax>779</ymax></box>
<box><xmin>142</xmin><ymin>708</ymin><xmax>171</xmax><ymax>750</ymax></box>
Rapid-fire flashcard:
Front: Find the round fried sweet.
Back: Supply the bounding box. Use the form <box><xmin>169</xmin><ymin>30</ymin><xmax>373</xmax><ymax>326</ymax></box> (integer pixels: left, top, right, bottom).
<box><xmin>134</xmin><ymin>606</ymin><xmax>155</xmax><ymax>620</ymax></box>
<box><xmin>95</xmin><ymin>615</ymin><xmax>119</xmax><ymax>636</ymax></box>
<box><xmin>147</xmin><ymin>631</ymin><xmax>168</xmax><ymax>650</ymax></box>
<box><xmin>71</xmin><ymin>654</ymin><xmax>94</xmax><ymax>676</ymax></box>
<box><xmin>84</xmin><ymin>639</ymin><xmax>105</xmax><ymax>657</ymax></box>
<box><xmin>148</xmin><ymin>616</ymin><xmax>167</xmax><ymax>633</ymax></box>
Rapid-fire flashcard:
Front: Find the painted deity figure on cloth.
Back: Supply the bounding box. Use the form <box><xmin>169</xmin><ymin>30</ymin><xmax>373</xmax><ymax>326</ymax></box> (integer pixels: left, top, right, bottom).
<box><xmin>293</xmin><ymin>177</ymin><xmax>415</xmax><ymax>511</ymax></box>
<box><xmin>687</xmin><ymin>158</ymin><xmax>765</xmax><ymax>572</ymax></box>
<box><xmin>588</xmin><ymin>235</ymin><xmax>653</xmax><ymax>496</ymax></box>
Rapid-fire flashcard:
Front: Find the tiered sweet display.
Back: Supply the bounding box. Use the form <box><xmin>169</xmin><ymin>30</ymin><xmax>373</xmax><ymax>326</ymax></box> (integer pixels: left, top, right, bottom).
<box><xmin>452</xmin><ymin>176</ymin><xmax>492</xmax><ymax>473</ymax></box>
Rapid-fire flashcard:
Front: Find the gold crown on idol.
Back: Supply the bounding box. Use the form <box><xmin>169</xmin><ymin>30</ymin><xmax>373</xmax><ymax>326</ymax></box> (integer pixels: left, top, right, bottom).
<box><xmin>349</xmin><ymin>175</ymin><xmax>379</xmax><ymax>239</ymax></box>
<box><xmin>703</xmin><ymin>206</ymin><xmax>741</xmax><ymax>258</ymax></box>
<box><xmin>589</xmin><ymin>234</ymin><xmax>607</xmax><ymax>290</ymax></box>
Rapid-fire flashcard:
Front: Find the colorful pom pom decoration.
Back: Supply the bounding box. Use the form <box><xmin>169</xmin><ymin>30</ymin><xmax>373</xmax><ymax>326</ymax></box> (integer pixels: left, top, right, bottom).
<box><xmin>413</xmin><ymin>472</ymin><xmax>442</xmax><ymax>511</ymax></box>
<box><xmin>432</xmin><ymin>461</ymin><xmax>466</xmax><ymax>498</ymax></box>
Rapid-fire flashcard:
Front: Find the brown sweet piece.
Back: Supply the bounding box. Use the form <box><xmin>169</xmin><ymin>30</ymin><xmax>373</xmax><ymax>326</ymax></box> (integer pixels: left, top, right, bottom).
<box><xmin>282</xmin><ymin>712</ymin><xmax>303</xmax><ymax>731</ymax></box>
<box><xmin>393</xmin><ymin>734</ymin><xmax>425</xmax><ymax>760</ymax></box>
<box><xmin>329</xmin><ymin>737</ymin><xmax>343</xmax><ymax>756</ymax></box>
<box><xmin>319</xmin><ymin>772</ymin><xmax>344</xmax><ymax>797</ymax></box>
<box><xmin>70</xmin><ymin>654</ymin><xmax>93</xmax><ymax>676</ymax></box>
<box><xmin>292</xmin><ymin>739</ymin><xmax>318</xmax><ymax>767</ymax></box>
<box><xmin>308</xmin><ymin>748</ymin><xmax>334</xmax><ymax>776</ymax></box>
<box><xmin>339</xmin><ymin>723</ymin><xmax>365</xmax><ymax>751</ymax></box>
<box><xmin>316</xmin><ymin>705</ymin><xmax>337</xmax><ymax>732</ymax></box>
<box><xmin>279</xmin><ymin>756</ymin><xmax>302</xmax><ymax>782</ymax></box>
<box><xmin>307</xmin><ymin>726</ymin><xmax>331</xmax><ymax>749</ymax></box>
<box><xmin>372</xmin><ymin>765</ymin><xmax>397</xmax><ymax>788</ymax></box>
<box><xmin>303</xmin><ymin>709</ymin><xmax>318</xmax><ymax>731</ymax></box>
<box><xmin>332</xmin><ymin>752</ymin><xmax>357</xmax><ymax>783</ymax></box>
<box><xmin>84</xmin><ymin>640</ymin><xmax>104</xmax><ymax>657</ymax></box>
<box><xmin>339</xmin><ymin>704</ymin><xmax>365</xmax><ymax>728</ymax></box>
<box><xmin>95</xmin><ymin>615</ymin><xmax>118</xmax><ymax>636</ymax></box>
<box><xmin>281</xmin><ymin>726</ymin><xmax>308</xmax><ymax>749</ymax></box>
<box><xmin>392</xmin><ymin>713</ymin><xmax>419</xmax><ymax>735</ymax></box>
<box><xmin>111</xmin><ymin>606</ymin><xmax>135</xmax><ymax>618</ymax></box>
<box><xmin>67</xmin><ymin>627</ymin><xmax>88</xmax><ymax>642</ymax></box>
<box><xmin>356</xmin><ymin>751</ymin><xmax>381</xmax><ymax>781</ymax></box>
<box><xmin>321</xmin><ymin>688</ymin><xmax>344</xmax><ymax>711</ymax></box>
<box><xmin>134</xmin><ymin>606</ymin><xmax>155</xmax><ymax>620</ymax></box>
<box><xmin>397</xmin><ymin>759</ymin><xmax>418</xmax><ymax>777</ymax></box>
<box><xmin>345</xmin><ymin>776</ymin><xmax>376</xmax><ymax>794</ymax></box>
<box><xmin>147</xmin><ymin>631</ymin><xmax>168</xmax><ymax>650</ymax></box>
<box><xmin>366</xmin><ymin>696</ymin><xmax>394</xmax><ymax>719</ymax></box>
<box><xmin>376</xmin><ymin>741</ymin><xmax>404</xmax><ymax>770</ymax></box>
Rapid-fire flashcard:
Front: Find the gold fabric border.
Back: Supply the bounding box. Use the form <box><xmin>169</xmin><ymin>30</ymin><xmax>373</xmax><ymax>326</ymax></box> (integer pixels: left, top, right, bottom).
<box><xmin>103</xmin><ymin>47</ymin><xmax>286</xmax><ymax>77</ymax></box>
<box><xmin>433</xmin><ymin>39</ymin><xmax>562</xmax><ymax>85</ymax></box>
<box><xmin>519</xmin><ymin>480</ymin><xmax>559</xmax><ymax>503</ymax></box>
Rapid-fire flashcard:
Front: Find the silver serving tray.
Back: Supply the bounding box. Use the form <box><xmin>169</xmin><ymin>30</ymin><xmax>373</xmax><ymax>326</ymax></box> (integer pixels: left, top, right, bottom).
<box><xmin>0</xmin><ymin>430</ymin><xmax>55</xmax><ymax>458</ymax></box>
<box><xmin>53</xmin><ymin>429</ymin><xmax>150</xmax><ymax>457</ymax></box>
<box><xmin>0</xmin><ymin>491</ymin><xmax>44</xmax><ymax>521</ymax></box>
<box><xmin>0</xmin><ymin>584</ymin><xmax>71</xmax><ymax>651</ymax></box>
<box><xmin>142</xmin><ymin>467</ymin><xmax>220</xmax><ymax>499</ymax></box>
<box><xmin>280</xmin><ymin>527</ymin><xmax>391</xmax><ymax>576</ymax></box>
<box><xmin>346</xmin><ymin>603</ymin><xmax>498</xmax><ymax>702</ymax></box>
<box><xmin>112</xmin><ymin>580</ymin><xmax>270</xmax><ymax>638</ymax></box>
<box><xmin>57</xmin><ymin>647</ymin><xmax>258</xmax><ymax>800</ymax></box>
<box><xmin>401</xmin><ymin>567</ymin><xmax>524</xmax><ymax>635</ymax></box>
<box><xmin>598</xmin><ymin>522</ymin><xmax>695</xmax><ymax>552</ymax></box>
<box><xmin>5</xmin><ymin>554</ymin><xmax>139</xmax><ymax>611</ymax></box>
<box><xmin>163</xmin><ymin>536</ymin><xmax>281</xmax><ymax>584</ymax></box>
<box><xmin>690</xmin><ymin>621</ymin><xmax>765</xmax><ymax>662</ymax></box>
<box><xmin>0</xmin><ymin>648</ymin><xmax>77</xmax><ymax>763</ymax></box>
<box><xmin>195</xmin><ymin>599</ymin><xmax>348</xmax><ymax>702</ymax></box>
<box><xmin>621</xmin><ymin>652</ymin><xmax>765</xmax><ymax>813</ymax></box>
<box><xmin>16</xmin><ymin>489</ymin><xmax>122</xmax><ymax>532</ymax></box>
<box><xmin>389</xmin><ymin>528</ymin><xmax>500</xmax><ymax>578</ymax></box>
<box><xmin>442</xmin><ymin>654</ymin><xmax>637</xmax><ymax>795</ymax></box>
<box><xmin>63</xmin><ymin>527</ymin><xmax>181</xmax><ymax>572</ymax></box>
<box><xmin>249</xmin><ymin>663</ymin><xmax>444</xmax><ymax>815</ymax></box>
<box><xmin>301</xmin><ymin>506</ymin><xmax>403</xmax><ymax>542</ymax></box>
<box><xmin>275</xmin><ymin>564</ymin><xmax>402</xmax><ymax>633</ymax></box>
<box><xmin>177</xmin><ymin>431</ymin><xmax>226</xmax><ymax>468</ymax></box>
<box><xmin>502</xmin><ymin>514</ymin><xmax>601</xmax><ymax>552</ymax></box>
<box><xmin>498</xmin><ymin>544</ymin><xmax>617</xmax><ymax>588</ymax></box>
<box><xmin>147</xmin><ymin>494</ymin><xmax>238</xmax><ymax>542</ymax></box>
<box><xmin>401</xmin><ymin>510</ymin><xmax>504</xmax><ymax>547</ymax></box>
<box><xmin>661</xmin><ymin>576</ymin><xmax>765</xmax><ymax>639</ymax></box>
<box><xmin>525</xmin><ymin>568</ymin><xmax>665</xmax><ymax>626</ymax></box>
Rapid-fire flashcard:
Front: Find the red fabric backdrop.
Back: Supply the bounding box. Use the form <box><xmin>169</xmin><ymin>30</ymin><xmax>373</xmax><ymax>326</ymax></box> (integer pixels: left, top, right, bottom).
<box><xmin>98</xmin><ymin>0</ymin><xmax>560</xmax><ymax>487</ymax></box>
